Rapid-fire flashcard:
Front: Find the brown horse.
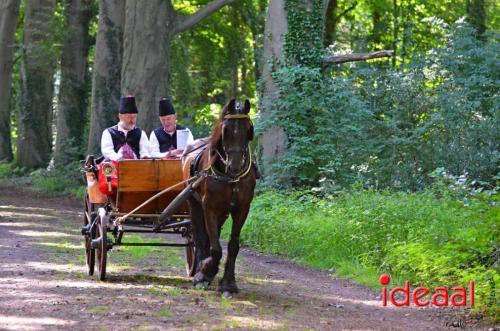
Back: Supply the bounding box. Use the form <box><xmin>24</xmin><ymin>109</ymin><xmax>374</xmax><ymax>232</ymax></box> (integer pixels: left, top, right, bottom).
<box><xmin>182</xmin><ymin>99</ymin><xmax>256</xmax><ymax>296</ymax></box>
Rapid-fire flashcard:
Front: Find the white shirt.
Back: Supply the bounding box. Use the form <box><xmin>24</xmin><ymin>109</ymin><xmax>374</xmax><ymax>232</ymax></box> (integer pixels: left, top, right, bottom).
<box><xmin>149</xmin><ymin>127</ymin><xmax>194</xmax><ymax>158</ymax></box>
<box><xmin>101</xmin><ymin>123</ymin><xmax>151</xmax><ymax>161</ymax></box>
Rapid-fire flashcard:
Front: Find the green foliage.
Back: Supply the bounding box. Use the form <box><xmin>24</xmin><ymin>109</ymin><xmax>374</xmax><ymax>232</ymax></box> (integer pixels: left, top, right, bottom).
<box><xmin>30</xmin><ymin>161</ymin><xmax>83</xmax><ymax>197</ymax></box>
<box><xmin>328</xmin><ymin>0</ymin><xmax>499</xmax><ymax>65</ymax></box>
<box><xmin>230</xmin><ymin>188</ymin><xmax>498</xmax><ymax>315</ymax></box>
<box><xmin>261</xmin><ymin>22</ymin><xmax>499</xmax><ymax>190</ymax></box>
<box><xmin>169</xmin><ymin>0</ymin><xmax>261</xmax><ymax>138</ymax></box>
<box><xmin>284</xmin><ymin>0</ymin><xmax>324</xmax><ymax>67</ymax></box>
<box><xmin>0</xmin><ymin>162</ymin><xmax>29</xmax><ymax>178</ymax></box>
<box><xmin>259</xmin><ymin>65</ymin><xmax>373</xmax><ymax>186</ymax></box>
<box><xmin>353</xmin><ymin>23</ymin><xmax>500</xmax><ymax>189</ymax></box>
<box><xmin>0</xmin><ymin>163</ymin><xmax>13</xmax><ymax>178</ymax></box>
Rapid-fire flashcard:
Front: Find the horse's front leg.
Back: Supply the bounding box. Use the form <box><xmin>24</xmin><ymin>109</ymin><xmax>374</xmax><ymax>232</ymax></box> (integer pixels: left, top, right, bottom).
<box><xmin>219</xmin><ymin>205</ymin><xmax>250</xmax><ymax>296</ymax></box>
<box><xmin>187</xmin><ymin>197</ymin><xmax>209</xmax><ymax>276</ymax></box>
<box><xmin>193</xmin><ymin>207</ymin><xmax>226</xmax><ymax>287</ymax></box>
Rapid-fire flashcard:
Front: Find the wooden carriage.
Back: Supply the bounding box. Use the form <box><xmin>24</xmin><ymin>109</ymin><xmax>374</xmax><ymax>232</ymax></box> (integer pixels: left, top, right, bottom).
<box><xmin>82</xmin><ymin>157</ymin><xmax>196</xmax><ymax>281</ymax></box>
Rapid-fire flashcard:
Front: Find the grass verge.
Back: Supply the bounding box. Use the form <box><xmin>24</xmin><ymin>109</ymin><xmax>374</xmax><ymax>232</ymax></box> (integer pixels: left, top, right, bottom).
<box><xmin>222</xmin><ymin>189</ymin><xmax>499</xmax><ymax>318</ymax></box>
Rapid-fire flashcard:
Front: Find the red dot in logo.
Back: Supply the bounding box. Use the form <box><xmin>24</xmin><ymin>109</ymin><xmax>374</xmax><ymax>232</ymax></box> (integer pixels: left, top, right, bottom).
<box><xmin>379</xmin><ymin>274</ymin><xmax>390</xmax><ymax>285</ymax></box>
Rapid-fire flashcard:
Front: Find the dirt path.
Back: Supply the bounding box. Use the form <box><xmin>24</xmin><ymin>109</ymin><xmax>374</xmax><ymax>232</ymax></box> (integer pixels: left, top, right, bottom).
<box><xmin>0</xmin><ymin>186</ymin><xmax>476</xmax><ymax>330</ymax></box>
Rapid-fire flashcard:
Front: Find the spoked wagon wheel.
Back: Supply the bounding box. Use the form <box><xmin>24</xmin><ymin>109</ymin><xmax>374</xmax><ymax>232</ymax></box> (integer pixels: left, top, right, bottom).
<box><xmin>94</xmin><ymin>215</ymin><xmax>108</xmax><ymax>281</ymax></box>
<box><xmin>184</xmin><ymin>226</ymin><xmax>197</xmax><ymax>277</ymax></box>
<box><xmin>83</xmin><ymin>193</ymin><xmax>95</xmax><ymax>275</ymax></box>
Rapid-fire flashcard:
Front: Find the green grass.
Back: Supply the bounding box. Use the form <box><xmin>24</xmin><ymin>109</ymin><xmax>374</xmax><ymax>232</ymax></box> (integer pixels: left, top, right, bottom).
<box><xmin>222</xmin><ymin>189</ymin><xmax>499</xmax><ymax>317</ymax></box>
<box><xmin>113</xmin><ymin>235</ymin><xmax>184</xmax><ymax>267</ymax></box>
<box><xmin>89</xmin><ymin>305</ymin><xmax>109</xmax><ymax>314</ymax></box>
<box><xmin>39</xmin><ymin>240</ymin><xmax>81</xmax><ymax>254</ymax></box>
<box><xmin>148</xmin><ymin>285</ymin><xmax>182</xmax><ymax>297</ymax></box>
<box><xmin>158</xmin><ymin>308</ymin><xmax>173</xmax><ymax>318</ymax></box>
<box><xmin>115</xmin><ymin>235</ymin><xmax>165</xmax><ymax>260</ymax></box>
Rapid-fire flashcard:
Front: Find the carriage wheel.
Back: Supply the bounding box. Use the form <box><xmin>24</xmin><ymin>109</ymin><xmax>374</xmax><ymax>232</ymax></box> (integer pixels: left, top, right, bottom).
<box><xmin>185</xmin><ymin>241</ymin><xmax>196</xmax><ymax>277</ymax></box>
<box><xmin>184</xmin><ymin>227</ymin><xmax>197</xmax><ymax>277</ymax></box>
<box><xmin>83</xmin><ymin>194</ymin><xmax>95</xmax><ymax>276</ymax></box>
<box><xmin>95</xmin><ymin>215</ymin><xmax>108</xmax><ymax>281</ymax></box>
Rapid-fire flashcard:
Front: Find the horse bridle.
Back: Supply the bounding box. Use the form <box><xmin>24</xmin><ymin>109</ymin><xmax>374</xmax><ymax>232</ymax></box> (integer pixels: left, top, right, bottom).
<box><xmin>209</xmin><ymin>113</ymin><xmax>253</xmax><ymax>183</ymax></box>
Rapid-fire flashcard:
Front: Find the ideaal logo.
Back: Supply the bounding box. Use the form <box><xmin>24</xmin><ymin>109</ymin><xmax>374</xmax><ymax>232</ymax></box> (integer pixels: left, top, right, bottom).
<box><xmin>380</xmin><ymin>274</ymin><xmax>474</xmax><ymax>307</ymax></box>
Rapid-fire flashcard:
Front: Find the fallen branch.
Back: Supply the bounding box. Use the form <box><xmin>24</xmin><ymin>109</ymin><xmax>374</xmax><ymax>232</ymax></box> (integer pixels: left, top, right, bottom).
<box><xmin>324</xmin><ymin>50</ymin><xmax>394</xmax><ymax>65</ymax></box>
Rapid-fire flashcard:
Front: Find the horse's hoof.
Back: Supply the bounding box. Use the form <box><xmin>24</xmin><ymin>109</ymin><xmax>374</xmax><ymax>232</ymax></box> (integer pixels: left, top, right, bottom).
<box><xmin>195</xmin><ymin>281</ymin><xmax>209</xmax><ymax>290</ymax></box>
<box><xmin>222</xmin><ymin>291</ymin><xmax>233</xmax><ymax>299</ymax></box>
<box><xmin>219</xmin><ymin>281</ymin><xmax>239</xmax><ymax>294</ymax></box>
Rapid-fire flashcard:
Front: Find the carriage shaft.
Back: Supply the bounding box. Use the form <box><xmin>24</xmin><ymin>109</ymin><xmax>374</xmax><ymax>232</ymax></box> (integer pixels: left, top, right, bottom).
<box><xmin>116</xmin><ymin>242</ymin><xmax>189</xmax><ymax>247</ymax></box>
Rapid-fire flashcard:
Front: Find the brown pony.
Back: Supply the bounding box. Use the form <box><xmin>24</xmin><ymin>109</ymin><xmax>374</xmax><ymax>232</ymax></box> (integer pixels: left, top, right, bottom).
<box><xmin>182</xmin><ymin>99</ymin><xmax>256</xmax><ymax>296</ymax></box>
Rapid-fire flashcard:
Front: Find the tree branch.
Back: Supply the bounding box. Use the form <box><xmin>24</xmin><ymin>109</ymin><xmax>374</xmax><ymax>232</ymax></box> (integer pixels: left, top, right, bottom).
<box><xmin>174</xmin><ymin>0</ymin><xmax>235</xmax><ymax>35</ymax></box>
<box><xmin>324</xmin><ymin>50</ymin><xmax>394</xmax><ymax>65</ymax></box>
<box><xmin>335</xmin><ymin>1</ymin><xmax>357</xmax><ymax>21</ymax></box>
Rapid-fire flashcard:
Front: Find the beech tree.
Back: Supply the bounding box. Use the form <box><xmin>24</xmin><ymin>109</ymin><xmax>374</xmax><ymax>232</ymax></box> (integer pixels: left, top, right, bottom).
<box><xmin>17</xmin><ymin>0</ymin><xmax>57</xmax><ymax>169</ymax></box>
<box><xmin>0</xmin><ymin>0</ymin><xmax>21</xmax><ymax>162</ymax></box>
<box><xmin>259</xmin><ymin>0</ymin><xmax>288</xmax><ymax>177</ymax></box>
<box><xmin>54</xmin><ymin>0</ymin><xmax>94</xmax><ymax>166</ymax></box>
<box><xmin>87</xmin><ymin>0</ymin><xmax>125</xmax><ymax>155</ymax></box>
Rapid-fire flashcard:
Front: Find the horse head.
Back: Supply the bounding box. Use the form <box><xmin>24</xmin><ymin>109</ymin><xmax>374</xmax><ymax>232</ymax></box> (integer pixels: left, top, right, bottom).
<box><xmin>216</xmin><ymin>99</ymin><xmax>253</xmax><ymax>177</ymax></box>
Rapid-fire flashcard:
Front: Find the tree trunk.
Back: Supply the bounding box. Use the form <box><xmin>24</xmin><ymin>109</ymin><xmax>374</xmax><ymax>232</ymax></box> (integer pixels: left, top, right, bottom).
<box><xmin>121</xmin><ymin>0</ymin><xmax>172</xmax><ymax>133</ymax></box>
<box><xmin>54</xmin><ymin>0</ymin><xmax>93</xmax><ymax>166</ymax></box>
<box><xmin>0</xmin><ymin>0</ymin><xmax>20</xmax><ymax>162</ymax></box>
<box><xmin>87</xmin><ymin>0</ymin><xmax>124</xmax><ymax>156</ymax></box>
<box><xmin>230</xmin><ymin>66</ymin><xmax>239</xmax><ymax>98</ymax></box>
<box><xmin>323</xmin><ymin>0</ymin><xmax>357</xmax><ymax>48</ymax></box>
<box><xmin>259</xmin><ymin>0</ymin><xmax>288</xmax><ymax>177</ymax></box>
<box><xmin>466</xmin><ymin>0</ymin><xmax>485</xmax><ymax>37</ymax></box>
<box><xmin>392</xmin><ymin>0</ymin><xmax>398</xmax><ymax>66</ymax></box>
<box><xmin>371</xmin><ymin>8</ymin><xmax>382</xmax><ymax>46</ymax></box>
<box><xmin>323</xmin><ymin>0</ymin><xmax>337</xmax><ymax>47</ymax></box>
<box><xmin>17</xmin><ymin>0</ymin><xmax>57</xmax><ymax>169</ymax></box>
<box><xmin>241</xmin><ymin>0</ymin><xmax>266</xmax><ymax>89</ymax></box>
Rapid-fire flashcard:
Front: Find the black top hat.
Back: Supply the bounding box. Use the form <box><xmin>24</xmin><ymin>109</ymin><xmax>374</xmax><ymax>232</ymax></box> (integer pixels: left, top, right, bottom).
<box><xmin>119</xmin><ymin>96</ymin><xmax>138</xmax><ymax>114</ymax></box>
<box><xmin>159</xmin><ymin>98</ymin><xmax>175</xmax><ymax>116</ymax></box>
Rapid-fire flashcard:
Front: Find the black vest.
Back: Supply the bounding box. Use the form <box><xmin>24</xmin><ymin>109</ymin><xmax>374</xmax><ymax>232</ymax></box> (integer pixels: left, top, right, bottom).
<box><xmin>153</xmin><ymin>125</ymin><xmax>186</xmax><ymax>152</ymax></box>
<box><xmin>107</xmin><ymin>125</ymin><xmax>142</xmax><ymax>159</ymax></box>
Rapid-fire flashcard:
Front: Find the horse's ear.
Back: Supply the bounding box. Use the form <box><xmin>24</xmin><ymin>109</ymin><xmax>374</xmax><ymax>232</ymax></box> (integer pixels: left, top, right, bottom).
<box><xmin>227</xmin><ymin>99</ymin><xmax>236</xmax><ymax>113</ymax></box>
<box><xmin>244</xmin><ymin>99</ymin><xmax>251</xmax><ymax>114</ymax></box>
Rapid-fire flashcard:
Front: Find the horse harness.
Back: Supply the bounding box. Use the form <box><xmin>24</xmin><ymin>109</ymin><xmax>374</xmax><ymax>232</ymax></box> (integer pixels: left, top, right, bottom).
<box><xmin>189</xmin><ymin>113</ymin><xmax>254</xmax><ymax>207</ymax></box>
<box><xmin>190</xmin><ymin>113</ymin><xmax>253</xmax><ymax>183</ymax></box>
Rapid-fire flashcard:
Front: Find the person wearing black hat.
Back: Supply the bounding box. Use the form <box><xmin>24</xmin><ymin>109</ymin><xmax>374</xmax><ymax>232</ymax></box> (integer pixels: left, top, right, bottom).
<box><xmin>100</xmin><ymin>96</ymin><xmax>151</xmax><ymax>160</ymax></box>
<box><xmin>149</xmin><ymin>98</ymin><xmax>194</xmax><ymax>159</ymax></box>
